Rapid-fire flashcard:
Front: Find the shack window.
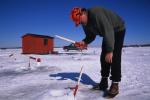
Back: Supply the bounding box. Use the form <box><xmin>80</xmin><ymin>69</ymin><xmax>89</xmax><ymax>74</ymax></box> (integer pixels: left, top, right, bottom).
<box><xmin>44</xmin><ymin>38</ymin><xmax>48</xmax><ymax>46</ymax></box>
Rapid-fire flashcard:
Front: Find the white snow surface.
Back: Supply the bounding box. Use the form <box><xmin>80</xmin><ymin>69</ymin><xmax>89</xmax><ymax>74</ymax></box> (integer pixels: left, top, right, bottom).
<box><xmin>0</xmin><ymin>47</ymin><xmax>150</xmax><ymax>100</ymax></box>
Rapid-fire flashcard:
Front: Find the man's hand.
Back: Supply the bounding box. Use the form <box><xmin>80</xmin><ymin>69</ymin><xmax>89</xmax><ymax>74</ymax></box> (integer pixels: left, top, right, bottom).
<box><xmin>105</xmin><ymin>52</ymin><xmax>113</xmax><ymax>63</ymax></box>
<box><xmin>75</xmin><ymin>41</ymin><xmax>87</xmax><ymax>50</ymax></box>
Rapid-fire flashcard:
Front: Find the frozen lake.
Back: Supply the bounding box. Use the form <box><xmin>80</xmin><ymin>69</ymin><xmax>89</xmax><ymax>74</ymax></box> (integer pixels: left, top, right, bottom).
<box><xmin>0</xmin><ymin>47</ymin><xmax>150</xmax><ymax>100</ymax></box>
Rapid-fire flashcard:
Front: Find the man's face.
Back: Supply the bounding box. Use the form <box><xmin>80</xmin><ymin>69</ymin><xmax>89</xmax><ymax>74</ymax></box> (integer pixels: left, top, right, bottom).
<box><xmin>80</xmin><ymin>13</ymin><xmax>88</xmax><ymax>26</ymax></box>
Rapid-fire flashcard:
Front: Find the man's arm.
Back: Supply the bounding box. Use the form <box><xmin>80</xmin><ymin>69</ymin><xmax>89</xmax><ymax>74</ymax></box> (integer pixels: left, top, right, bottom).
<box><xmin>82</xmin><ymin>25</ymin><xmax>96</xmax><ymax>44</ymax></box>
<box><xmin>96</xmin><ymin>15</ymin><xmax>114</xmax><ymax>52</ymax></box>
<box><xmin>95</xmin><ymin>14</ymin><xmax>114</xmax><ymax>63</ymax></box>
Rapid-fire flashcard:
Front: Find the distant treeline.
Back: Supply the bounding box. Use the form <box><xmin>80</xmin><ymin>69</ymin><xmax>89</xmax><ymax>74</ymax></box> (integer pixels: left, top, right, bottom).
<box><xmin>0</xmin><ymin>47</ymin><xmax>21</xmax><ymax>50</ymax></box>
<box><xmin>0</xmin><ymin>44</ymin><xmax>150</xmax><ymax>50</ymax></box>
<box><xmin>123</xmin><ymin>44</ymin><xmax>150</xmax><ymax>47</ymax></box>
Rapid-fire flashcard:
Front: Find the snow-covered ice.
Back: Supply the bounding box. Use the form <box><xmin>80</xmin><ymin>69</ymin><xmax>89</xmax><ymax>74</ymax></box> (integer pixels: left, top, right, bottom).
<box><xmin>0</xmin><ymin>47</ymin><xmax>150</xmax><ymax>100</ymax></box>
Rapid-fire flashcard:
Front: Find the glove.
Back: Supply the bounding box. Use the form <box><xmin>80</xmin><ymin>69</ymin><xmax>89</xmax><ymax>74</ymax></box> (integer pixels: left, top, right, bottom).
<box><xmin>75</xmin><ymin>41</ymin><xmax>87</xmax><ymax>50</ymax></box>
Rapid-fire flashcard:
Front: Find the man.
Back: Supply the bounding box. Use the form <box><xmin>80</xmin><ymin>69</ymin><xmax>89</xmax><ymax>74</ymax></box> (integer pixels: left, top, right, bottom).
<box><xmin>70</xmin><ymin>6</ymin><xmax>125</xmax><ymax>97</ymax></box>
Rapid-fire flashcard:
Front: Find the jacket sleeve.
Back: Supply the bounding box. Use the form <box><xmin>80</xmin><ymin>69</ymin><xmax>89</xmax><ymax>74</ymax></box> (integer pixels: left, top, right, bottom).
<box><xmin>82</xmin><ymin>25</ymin><xmax>96</xmax><ymax>44</ymax></box>
<box><xmin>96</xmin><ymin>15</ymin><xmax>114</xmax><ymax>52</ymax></box>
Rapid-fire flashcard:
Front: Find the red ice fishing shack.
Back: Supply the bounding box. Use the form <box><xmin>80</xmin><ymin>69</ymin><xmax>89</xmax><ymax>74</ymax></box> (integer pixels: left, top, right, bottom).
<box><xmin>22</xmin><ymin>33</ymin><xmax>54</xmax><ymax>54</ymax></box>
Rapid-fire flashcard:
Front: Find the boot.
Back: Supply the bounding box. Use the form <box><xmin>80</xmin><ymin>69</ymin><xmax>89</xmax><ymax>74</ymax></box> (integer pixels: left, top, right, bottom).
<box><xmin>92</xmin><ymin>77</ymin><xmax>108</xmax><ymax>91</ymax></box>
<box><xmin>107</xmin><ymin>82</ymin><xmax>119</xmax><ymax>98</ymax></box>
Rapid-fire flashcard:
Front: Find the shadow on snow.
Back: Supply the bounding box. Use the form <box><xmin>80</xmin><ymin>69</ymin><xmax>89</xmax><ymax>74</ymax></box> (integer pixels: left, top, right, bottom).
<box><xmin>49</xmin><ymin>72</ymin><xmax>97</xmax><ymax>86</ymax></box>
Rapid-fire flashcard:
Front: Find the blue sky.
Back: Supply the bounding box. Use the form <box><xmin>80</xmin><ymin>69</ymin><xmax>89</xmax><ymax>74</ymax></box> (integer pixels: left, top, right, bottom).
<box><xmin>0</xmin><ymin>0</ymin><xmax>150</xmax><ymax>48</ymax></box>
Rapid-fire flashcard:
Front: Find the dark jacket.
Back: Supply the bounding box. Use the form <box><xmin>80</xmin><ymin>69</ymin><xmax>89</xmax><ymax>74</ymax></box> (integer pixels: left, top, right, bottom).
<box><xmin>82</xmin><ymin>6</ymin><xmax>125</xmax><ymax>52</ymax></box>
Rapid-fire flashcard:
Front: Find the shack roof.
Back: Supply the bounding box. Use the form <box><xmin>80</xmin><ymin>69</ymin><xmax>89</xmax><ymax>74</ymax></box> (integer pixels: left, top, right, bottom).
<box><xmin>22</xmin><ymin>33</ymin><xmax>54</xmax><ymax>39</ymax></box>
